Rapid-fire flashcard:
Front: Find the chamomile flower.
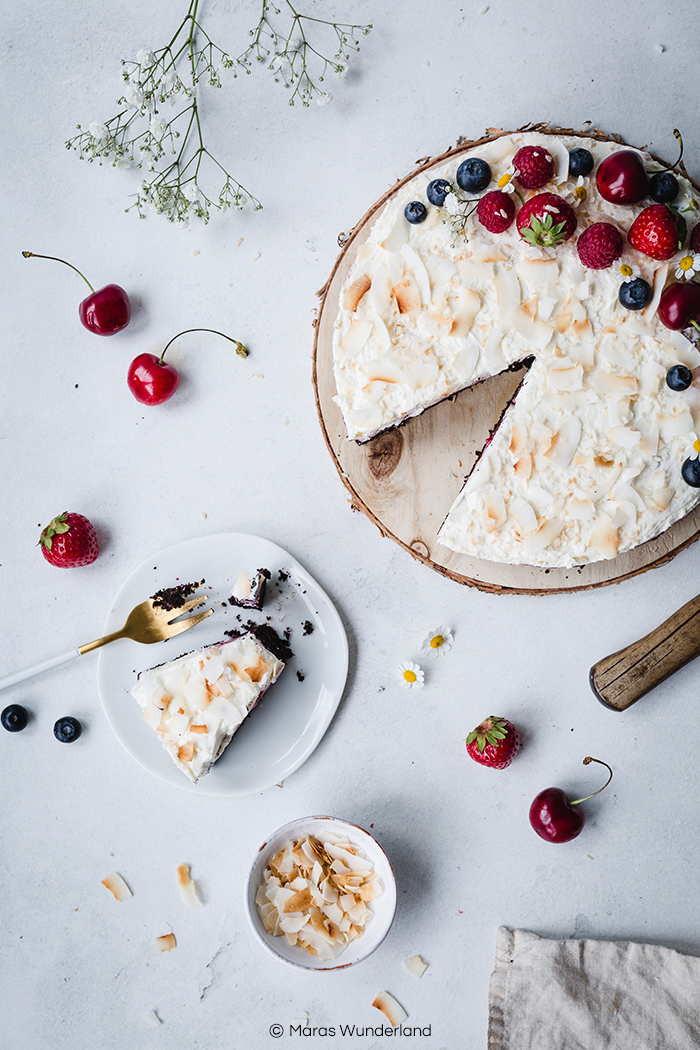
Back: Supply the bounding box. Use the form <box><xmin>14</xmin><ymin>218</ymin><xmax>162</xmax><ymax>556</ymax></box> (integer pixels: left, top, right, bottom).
<box><xmin>397</xmin><ymin>661</ymin><xmax>424</xmax><ymax>689</ymax></box>
<box><xmin>564</xmin><ymin>175</ymin><xmax>590</xmax><ymax>208</ymax></box>
<box><xmin>618</xmin><ymin>261</ymin><xmax>640</xmax><ymax>283</ymax></box>
<box><xmin>675</xmin><ymin>253</ymin><xmax>700</xmax><ymax>281</ymax></box>
<box><xmin>421</xmin><ymin>626</ymin><xmax>453</xmax><ymax>657</ymax></box>
<box><xmin>496</xmin><ymin>165</ymin><xmax>517</xmax><ymax>194</ymax></box>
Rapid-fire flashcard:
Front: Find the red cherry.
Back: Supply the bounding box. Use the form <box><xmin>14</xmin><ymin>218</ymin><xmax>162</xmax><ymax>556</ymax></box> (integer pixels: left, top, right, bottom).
<box><xmin>529</xmin><ymin>757</ymin><xmax>613</xmax><ymax>844</ymax></box>
<box><xmin>658</xmin><ymin>282</ymin><xmax>700</xmax><ymax>331</ymax></box>
<box><xmin>78</xmin><ymin>284</ymin><xmax>131</xmax><ymax>336</ymax></box>
<box><xmin>595</xmin><ymin>150</ymin><xmax>650</xmax><ymax>204</ymax></box>
<box><xmin>23</xmin><ymin>252</ymin><xmax>131</xmax><ymax>336</ymax></box>
<box><xmin>127</xmin><ymin>328</ymin><xmax>249</xmax><ymax>407</ymax></box>
<box><xmin>127</xmin><ymin>353</ymin><xmax>180</xmax><ymax>405</ymax></box>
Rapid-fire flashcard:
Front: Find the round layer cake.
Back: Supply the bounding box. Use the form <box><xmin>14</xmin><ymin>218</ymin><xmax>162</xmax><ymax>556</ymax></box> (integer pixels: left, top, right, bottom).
<box><xmin>331</xmin><ymin>129</ymin><xmax>700</xmax><ymax>568</ymax></box>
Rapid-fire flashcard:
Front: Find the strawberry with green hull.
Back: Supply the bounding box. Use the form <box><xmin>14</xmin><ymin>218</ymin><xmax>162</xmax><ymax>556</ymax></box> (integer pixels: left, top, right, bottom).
<box><xmin>466</xmin><ymin>716</ymin><xmax>520</xmax><ymax>769</ymax></box>
<box><xmin>39</xmin><ymin>513</ymin><xmax>99</xmax><ymax>568</ymax></box>
<box><xmin>516</xmin><ymin>193</ymin><xmax>577</xmax><ymax>248</ymax></box>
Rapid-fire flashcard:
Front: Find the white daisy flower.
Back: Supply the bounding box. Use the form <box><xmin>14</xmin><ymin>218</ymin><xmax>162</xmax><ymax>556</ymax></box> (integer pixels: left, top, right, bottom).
<box><xmin>618</xmin><ymin>261</ymin><xmax>640</xmax><ymax>283</ymax></box>
<box><xmin>564</xmin><ymin>175</ymin><xmax>590</xmax><ymax>208</ymax></box>
<box><xmin>496</xmin><ymin>164</ymin><xmax>517</xmax><ymax>194</ymax></box>
<box><xmin>675</xmin><ymin>253</ymin><xmax>700</xmax><ymax>281</ymax></box>
<box><xmin>397</xmin><ymin>661</ymin><xmax>424</xmax><ymax>689</ymax></box>
<box><xmin>421</xmin><ymin>626</ymin><xmax>453</xmax><ymax>657</ymax></box>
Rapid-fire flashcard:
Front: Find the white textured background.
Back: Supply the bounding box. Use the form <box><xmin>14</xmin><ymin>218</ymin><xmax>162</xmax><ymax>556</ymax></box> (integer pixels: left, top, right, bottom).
<box><xmin>2</xmin><ymin>1</ymin><xmax>700</xmax><ymax>1047</ymax></box>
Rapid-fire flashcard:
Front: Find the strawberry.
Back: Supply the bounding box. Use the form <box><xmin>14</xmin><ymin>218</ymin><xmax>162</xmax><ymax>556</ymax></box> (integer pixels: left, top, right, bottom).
<box><xmin>39</xmin><ymin>512</ymin><xmax>99</xmax><ymax>568</ymax></box>
<box><xmin>476</xmin><ymin>191</ymin><xmax>516</xmax><ymax>233</ymax></box>
<box><xmin>516</xmin><ymin>193</ymin><xmax>577</xmax><ymax>248</ymax></box>
<box><xmin>628</xmin><ymin>204</ymin><xmax>685</xmax><ymax>261</ymax></box>
<box><xmin>576</xmin><ymin>222</ymin><xmax>623</xmax><ymax>269</ymax></box>
<box><xmin>513</xmin><ymin>145</ymin><xmax>555</xmax><ymax>190</ymax></box>
<box><xmin>466</xmin><ymin>716</ymin><xmax>520</xmax><ymax>769</ymax></box>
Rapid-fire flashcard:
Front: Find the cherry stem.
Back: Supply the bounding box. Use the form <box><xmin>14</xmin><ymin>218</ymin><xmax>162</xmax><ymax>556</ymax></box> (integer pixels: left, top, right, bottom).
<box><xmin>569</xmin><ymin>757</ymin><xmax>613</xmax><ymax>807</ymax></box>
<box><xmin>21</xmin><ymin>252</ymin><xmax>94</xmax><ymax>293</ymax></box>
<box><xmin>158</xmin><ymin>328</ymin><xmax>248</xmax><ymax>364</ymax></box>
<box><xmin>691</xmin><ymin>320</ymin><xmax>700</xmax><ymax>334</ymax></box>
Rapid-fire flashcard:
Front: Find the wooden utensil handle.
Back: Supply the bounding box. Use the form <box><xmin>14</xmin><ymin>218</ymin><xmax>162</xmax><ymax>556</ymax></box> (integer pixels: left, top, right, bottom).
<box><xmin>590</xmin><ymin>594</ymin><xmax>700</xmax><ymax>711</ymax></box>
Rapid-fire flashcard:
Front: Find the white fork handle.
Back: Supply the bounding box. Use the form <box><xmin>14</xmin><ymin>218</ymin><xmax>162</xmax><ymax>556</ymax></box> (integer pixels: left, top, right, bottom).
<box><xmin>0</xmin><ymin>648</ymin><xmax>82</xmax><ymax>693</ymax></box>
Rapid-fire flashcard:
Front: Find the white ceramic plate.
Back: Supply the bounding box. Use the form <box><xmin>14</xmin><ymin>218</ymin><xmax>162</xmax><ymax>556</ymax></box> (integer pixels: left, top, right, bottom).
<box><xmin>246</xmin><ymin>816</ymin><xmax>397</xmax><ymax>970</ymax></box>
<box><xmin>97</xmin><ymin>534</ymin><xmax>348</xmax><ymax>795</ymax></box>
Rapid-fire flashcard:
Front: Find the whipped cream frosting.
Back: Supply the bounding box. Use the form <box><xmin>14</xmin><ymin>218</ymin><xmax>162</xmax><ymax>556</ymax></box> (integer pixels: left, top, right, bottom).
<box><xmin>131</xmin><ymin>633</ymin><xmax>285</xmax><ymax>782</ymax></box>
<box><xmin>332</xmin><ymin>131</ymin><xmax>700</xmax><ymax>567</ymax></box>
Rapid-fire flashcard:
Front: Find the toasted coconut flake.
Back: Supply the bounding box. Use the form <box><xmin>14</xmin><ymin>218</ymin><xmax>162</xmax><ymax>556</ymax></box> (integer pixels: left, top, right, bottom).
<box><xmin>155</xmin><ymin>933</ymin><xmax>176</xmax><ymax>952</ymax></box>
<box><xmin>394</xmin><ymin>275</ymin><xmax>421</xmax><ymax>315</ymax></box>
<box><xmin>144</xmin><ymin>1011</ymin><xmax>161</xmax><ymax>1027</ymax></box>
<box><xmin>256</xmin><ymin>833</ymin><xmax>382</xmax><ymax>960</ymax></box>
<box><xmin>343</xmin><ymin>273</ymin><xmax>372</xmax><ymax>311</ymax></box>
<box><xmin>177</xmin><ymin>741</ymin><xmax>195</xmax><ymax>763</ymax></box>
<box><xmin>101</xmin><ymin>872</ymin><xmax>132</xmax><ymax>902</ymax></box>
<box><xmin>176</xmin><ymin>863</ymin><xmax>202</xmax><ymax>908</ymax></box>
<box><xmin>372</xmin><ymin>991</ymin><xmax>407</xmax><ymax>1027</ymax></box>
<box><xmin>403</xmin><ymin>954</ymin><xmax>428</xmax><ymax>979</ymax></box>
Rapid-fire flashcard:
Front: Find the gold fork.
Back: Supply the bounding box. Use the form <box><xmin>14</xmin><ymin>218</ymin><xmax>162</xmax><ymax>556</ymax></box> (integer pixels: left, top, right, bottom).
<box><xmin>0</xmin><ymin>595</ymin><xmax>213</xmax><ymax>693</ymax></box>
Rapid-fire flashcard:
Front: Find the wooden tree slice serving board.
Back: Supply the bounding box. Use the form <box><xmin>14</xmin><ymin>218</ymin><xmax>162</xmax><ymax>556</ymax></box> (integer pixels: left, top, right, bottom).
<box><xmin>313</xmin><ymin>124</ymin><xmax>700</xmax><ymax>595</ymax></box>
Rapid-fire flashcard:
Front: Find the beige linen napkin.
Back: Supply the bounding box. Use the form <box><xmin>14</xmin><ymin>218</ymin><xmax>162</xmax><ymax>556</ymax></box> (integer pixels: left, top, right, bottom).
<box><xmin>489</xmin><ymin>927</ymin><xmax>700</xmax><ymax>1049</ymax></box>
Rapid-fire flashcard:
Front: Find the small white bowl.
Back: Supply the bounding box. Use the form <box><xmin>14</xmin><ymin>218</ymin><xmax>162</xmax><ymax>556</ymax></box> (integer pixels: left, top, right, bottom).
<box><xmin>246</xmin><ymin>815</ymin><xmax>397</xmax><ymax>971</ymax></box>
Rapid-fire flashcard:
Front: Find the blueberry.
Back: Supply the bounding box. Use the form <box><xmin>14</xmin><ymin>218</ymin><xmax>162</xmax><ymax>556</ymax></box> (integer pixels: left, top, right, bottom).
<box><xmin>456</xmin><ymin>158</ymin><xmax>491</xmax><ymax>193</ymax></box>
<box><xmin>682</xmin><ymin>457</ymin><xmax>700</xmax><ymax>487</ymax></box>
<box><xmin>666</xmin><ymin>365</ymin><xmax>693</xmax><ymax>391</ymax></box>
<box><xmin>404</xmin><ymin>201</ymin><xmax>427</xmax><ymax>224</ymax></box>
<box><xmin>649</xmin><ymin>171</ymin><xmax>679</xmax><ymax>204</ymax></box>
<box><xmin>426</xmin><ymin>178</ymin><xmax>452</xmax><ymax>207</ymax></box>
<box><xmin>2</xmin><ymin>704</ymin><xmax>28</xmax><ymax>732</ymax></box>
<box><xmin>54</xmin><ymin>716</ymin><xmax>82</xmax><ymax>743</ymax></box>
<box><xmin>568</xmin><ymin>148</ymin><xmax>594</xmax><ymax>177</ymax></box>
<box><xmin>618</xmin><ymin>277</ymin><xmax>652</xmax><ymax>311</ymax></box>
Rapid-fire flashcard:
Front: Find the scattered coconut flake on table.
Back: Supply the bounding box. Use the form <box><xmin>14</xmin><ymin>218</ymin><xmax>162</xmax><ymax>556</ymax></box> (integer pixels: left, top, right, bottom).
<box><xmin>101</xmin><ymin>872</ymin><xmax>132</xmax><ymax>901</ymax></box>
<box><xmin>176</xmin><ymin>863</ymin><xmax>202</xmax><ymax>908</ymax></box>
<box><xmin>255</xmin><ymin>832</ymin><xmax>383</xmax><ymax>961</ymax></box>
<box><xmin>155</xmin><ymin>933</ymin><xmax>177</xmax><ymax>952</ymax></box>
<box><xmin>402</xmin><ymin>954</ymin><xmax>428</xmax><ymax>978</ymax></box>
<box><xmin>144</xmin><ymin>1011</ymin><xmax>161</xmax><ymax>1026</ymax></box>
<box><xmin>372</xmin><ymin>991</ymin><xmax>407</xmax><ymax>1027</ymax></box>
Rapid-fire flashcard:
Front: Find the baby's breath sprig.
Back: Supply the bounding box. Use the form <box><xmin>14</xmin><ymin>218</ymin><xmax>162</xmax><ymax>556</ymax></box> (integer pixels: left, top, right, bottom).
<box><xmin>65</xmin><ymin>0</ymin><xmax>372</xmax><ymax>223</ymax></box>
<box><xmin>237</xmin><ymin>0</ymin><xmax>372</xmax><ymax>107</ymax></box>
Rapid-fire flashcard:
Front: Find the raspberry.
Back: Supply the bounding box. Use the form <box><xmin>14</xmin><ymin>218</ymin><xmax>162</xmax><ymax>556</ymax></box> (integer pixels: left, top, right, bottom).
<box><xmin>576</xmin><ymin>222</ymin><xmax>623</xmax><ymax>269</ymax></box>
<box><xmin>513</xmin><ymin>145</ymin><xmax>555</xmax><ymax>190</ymax></box>
<box><xmin>516</xmin><ymin>193</ymin><xmax>577</xmax><ymax>247</ymax></box>
<box><xmin>476</xmin><ymin>191</ymin><xmax>516</xmax><ymax>233</ymax></box>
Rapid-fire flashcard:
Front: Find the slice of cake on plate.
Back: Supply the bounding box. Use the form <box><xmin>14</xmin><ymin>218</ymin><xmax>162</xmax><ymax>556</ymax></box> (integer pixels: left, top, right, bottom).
<box><xmin>131</xmin><ymin>631</ymin><xmax>286</xmax><ymax>783</ymax></box>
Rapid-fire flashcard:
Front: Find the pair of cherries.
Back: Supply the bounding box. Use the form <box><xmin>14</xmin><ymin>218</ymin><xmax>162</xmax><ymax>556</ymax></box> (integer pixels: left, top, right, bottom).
<box><xmin>23</xmin><ymin>252</ymin><xmax>246</xmax><ymax>405</ymax></box>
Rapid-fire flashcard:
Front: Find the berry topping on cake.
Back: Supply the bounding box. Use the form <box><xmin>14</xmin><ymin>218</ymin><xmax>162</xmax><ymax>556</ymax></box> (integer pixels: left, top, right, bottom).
<box><xmin>682</xmin><ymin>450</ymin><xmax>700</xmax><ymax>487</ymax></box>
<box><xmin>466</xmin><ymin>716</ymin><xmax>520</xmax><ymax>769</ymax></box>
<box><xmin>568</xmin><ymin>147</ymin><xmax>594</xmax><ymax>177</ymax></box>
<box><xmin>404</xmin><ymin>201</ymin><xmax>427</xmax><ymax>224</ymax></box>
<box><xmin>618</xmin><ymin>275</ymin><xmax>652</xmax><ymax>311</ymax></box>
<box><xmin>666</xmin><ymin>364</ymin><xmax>693</xmax><ymax>391</ymax></box>
<box><xmin>54</xmin><ymin>716</ymin><xmax>82</xmax><ymax>743</ymax></box>
<box><xmin>516</xmin><ymin>193</ymin><xmax>577</xmax><ymax>247</ymax></box>
<box><xmin>427</xmin><ymin>178</ymin><xmax>452</xmax><ymax>206</ymax></box>
<box><xmin>39</xmin><ymin>512</ymin><xmax>99</xmax><ymax>568</ymax></box>
<box><xmin>595</xmin><ymin>149</ymin><xmax>650</xmax><ymax>204</ymax></box>
<box><xmin>628</xmin><ymin>204</ymin><xmax>685</xmax><ymax>260</ymax></box>
<box><xmin>456</xmin><ymin>157</ymin><xmax>492</xmax><ymax>193</ymax></box>
<box><xmin>512</xmin><ymin>145</ymin><xmax>554</xmax><ymax>190</ymax></box>
<box><xmin>2</xmin><ymin>704</ymin><xmax>28</xmax><ymax>732</ymax></box>
<box><xmin>476</xmin><ymin>190</ymin><xmax>516</xmax><ymax>233</ymax></box>
<box><xmin>658</xmin><ymin>281</ymin><xmax>700</xmax><ymax>330</ymax></box>
<box><xmin>576</xmin><ymin>222</ymin><xmax>623</xmax><ymax>269</ymax></box>
<box><xmin>649</xmin><ymin>170</ymin><xmax>680</xmax><ymax>203</ymax></box>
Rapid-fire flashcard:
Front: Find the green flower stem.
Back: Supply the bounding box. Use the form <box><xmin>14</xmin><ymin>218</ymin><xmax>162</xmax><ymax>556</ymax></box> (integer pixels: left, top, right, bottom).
<box><xmin>21</xmin><ymin>252</ymin><xmax>94</xmax><ymax>293</ymax></box>
<box><xmin>159</xmin><ymin>328</ymin><xmax>248</xmax><ymax>363</ymax></box>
